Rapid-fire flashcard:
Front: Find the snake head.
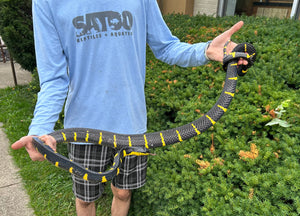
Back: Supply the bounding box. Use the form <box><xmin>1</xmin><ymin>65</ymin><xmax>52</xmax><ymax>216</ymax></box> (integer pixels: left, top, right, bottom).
<box><xmin>223</xmin><ymin>42</ymin><xmax>257</xmax><ymax>76</ymax></box>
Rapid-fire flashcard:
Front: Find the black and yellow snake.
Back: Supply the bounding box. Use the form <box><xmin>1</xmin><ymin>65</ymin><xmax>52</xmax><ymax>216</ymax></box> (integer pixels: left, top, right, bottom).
<box><xmin>33</xmin><ymin>42</ymin><xmax>256</xmax><ymax>183</ymax></box>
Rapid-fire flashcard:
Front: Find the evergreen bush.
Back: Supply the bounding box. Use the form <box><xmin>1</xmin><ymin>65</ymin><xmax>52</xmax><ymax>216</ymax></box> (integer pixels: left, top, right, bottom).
<box><xmin>0</xmin><ymin>0</ymin><xmax>35</xmax><ymax>72</ymax></box>
<box><xmin>2</xmin><ymin>3</ymin><xmax>299</xmax><ymax>214</ymax></box>
<box><xmin>130</xmin><ymin>15</ymin><xmax>300</xmax><ymax>216</ymax></box>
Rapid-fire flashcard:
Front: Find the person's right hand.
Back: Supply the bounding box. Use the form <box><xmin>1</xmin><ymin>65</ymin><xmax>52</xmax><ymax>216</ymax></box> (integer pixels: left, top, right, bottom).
<box><xmin>205</xmin><ymin>21</ymin><xmax>249</xmax><ymax>66</ymax></box>
<box><xmin>11</xmin><ymin>135</ymin><xmax>57</xmax><ymax>161</ymax></box>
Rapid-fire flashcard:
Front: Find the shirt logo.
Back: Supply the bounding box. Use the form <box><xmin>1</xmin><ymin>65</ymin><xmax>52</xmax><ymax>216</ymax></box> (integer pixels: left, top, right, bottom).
<box><xmin>73</xmin><ymin>11</ymin><xmax>133</xmax><ymax>43</ymax></box>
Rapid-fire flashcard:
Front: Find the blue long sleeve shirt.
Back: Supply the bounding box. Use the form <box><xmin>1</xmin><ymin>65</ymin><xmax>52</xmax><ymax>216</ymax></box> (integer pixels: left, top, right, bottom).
<box><xmin>29</xmin><ymin>0</ymin><xmax>210</xmax><ymax>137</ymax></box>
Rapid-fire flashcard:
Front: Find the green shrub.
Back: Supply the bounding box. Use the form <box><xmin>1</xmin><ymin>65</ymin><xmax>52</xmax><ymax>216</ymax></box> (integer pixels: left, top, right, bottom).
<box><xmin>0</xmin><ymin>0</ymin><xmax>36</xmax><ymax>72</ymax></box>
<box><xmin>130</xmin><ymin>15</ymin><xmax>300</xmax><ymax>216</ymax></box>
<box><xmin>1</xmin><ymin>10</ymin><xmax>299</xmax><ymax>215</ymax></box>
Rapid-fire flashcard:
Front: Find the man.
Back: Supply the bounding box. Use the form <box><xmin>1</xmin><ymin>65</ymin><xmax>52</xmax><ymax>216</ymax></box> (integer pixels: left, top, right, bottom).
<box><xmin>12</xmin><ymin>0</ymin><xmax>248</xmax><ymax>215</ymax></box>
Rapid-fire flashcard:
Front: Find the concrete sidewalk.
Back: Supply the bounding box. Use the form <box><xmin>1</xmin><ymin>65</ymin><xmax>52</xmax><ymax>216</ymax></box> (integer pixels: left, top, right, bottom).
<box><xmin>0</xmin><ymin>61</ymin><xmax>32</xmax><ymax>88</ymax></box>
<box><xmin>0</xmin><ymin>61</ymin><xmax>35</xmax><ymax>216</ymax></box>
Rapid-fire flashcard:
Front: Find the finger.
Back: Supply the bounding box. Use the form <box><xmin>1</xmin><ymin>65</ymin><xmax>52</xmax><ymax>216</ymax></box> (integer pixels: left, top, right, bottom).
<box><xmin>29</xmin><ymin>151</ymin><xmax>45</xmax><ymax>161</ymax></box>
<box><xmin>26</xmin><ymin>141</ymin><xmax>45</xmax><ymax>161</ymax></box>
<box><xmin>237</xmin><ymin>59</ymin><xmax>248</xmax><ymax>65</ymax></box>
<box><xmin>226</xmin><ymin>41</ymin><xmax>237</xmax><ymax>54</ymax></box>
<box><xmin>39</xmin><ymin>135</ymin><xmax>57</xmax><ymax>151</ymax></box>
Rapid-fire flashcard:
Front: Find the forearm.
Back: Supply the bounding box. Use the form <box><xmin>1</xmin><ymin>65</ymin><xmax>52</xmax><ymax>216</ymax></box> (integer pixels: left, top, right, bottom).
<box><xmin>29</xmin><ymin>0</ymin><xmax>69</xmax><ymax>136</ymax></box>
<box><xmin>28</xmin><ymin>80</ymin><xmax>68</xmax><ymax>136</ymax></box>
<box><xmin>150</xmin><ymin>39</ymin><xmax>210</xmax><ymax>67</ymax></box>
<box><xmin>146</xmin><ymin>0</ymin><xmax>209</xmax><ymax>67</ymax></box>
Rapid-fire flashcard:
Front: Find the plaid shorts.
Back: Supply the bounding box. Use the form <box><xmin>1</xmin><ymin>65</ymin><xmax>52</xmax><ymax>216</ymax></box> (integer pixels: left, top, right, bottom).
<box><xmin>68</xmin><ymin>143</ymin><xmax>148</xmax><ymax>202</ymax></box>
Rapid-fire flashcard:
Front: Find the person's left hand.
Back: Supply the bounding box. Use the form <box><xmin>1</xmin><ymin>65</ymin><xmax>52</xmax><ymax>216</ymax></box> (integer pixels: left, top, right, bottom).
<box><xmin>205</xmin><ymin>21</ymin><xmax>248</xmax><ymax>66</ymax></box>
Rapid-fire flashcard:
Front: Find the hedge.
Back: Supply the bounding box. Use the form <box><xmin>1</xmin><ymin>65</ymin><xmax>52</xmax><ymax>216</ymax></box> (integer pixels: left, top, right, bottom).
<box><xmin>0</xmin><ymin>0</ymin><xmax>35</xmax><ymax>72</ymax></box>
<box><xmin>129</xmin><ymin>15</ymin><xmax>300</xmax><ymax>216</ymax></box>
<box><xmin>1</xmin><ymin>4</ymin><xmax>299</xmax><ymax>214</ymax></box>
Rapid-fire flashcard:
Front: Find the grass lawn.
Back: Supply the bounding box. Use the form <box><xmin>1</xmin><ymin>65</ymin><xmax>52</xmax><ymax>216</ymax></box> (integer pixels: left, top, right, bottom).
<box><xmin>0</xmin><ymin>85</ymin><xmax>112</xmax><ymax>215</ymax></box>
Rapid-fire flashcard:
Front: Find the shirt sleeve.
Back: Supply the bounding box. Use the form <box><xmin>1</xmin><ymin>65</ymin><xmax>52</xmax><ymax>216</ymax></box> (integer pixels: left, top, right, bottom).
<box><xmin>146</xmin><ymin>0</ymin><xmax>210</xmax><ymax>67</ymax></box>
<box><xmin>28</xmin><ymin>0</ymin><xmax>69</xmax><ymax>136</ymax></box>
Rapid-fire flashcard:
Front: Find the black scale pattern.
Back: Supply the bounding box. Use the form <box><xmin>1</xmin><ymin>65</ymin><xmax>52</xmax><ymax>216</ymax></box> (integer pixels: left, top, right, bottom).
<box><xmin>33</xmin><ymin>43</ymin><xmax>256</xmax><ymax>182</ymax></box>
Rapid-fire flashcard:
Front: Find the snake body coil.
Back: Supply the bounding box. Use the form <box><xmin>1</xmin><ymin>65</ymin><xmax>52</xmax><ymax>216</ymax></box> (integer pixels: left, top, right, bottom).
<box><xmin>33</xmin><ymin>42</ymin><xmax>256</xmax><ymax>183</ymax></box>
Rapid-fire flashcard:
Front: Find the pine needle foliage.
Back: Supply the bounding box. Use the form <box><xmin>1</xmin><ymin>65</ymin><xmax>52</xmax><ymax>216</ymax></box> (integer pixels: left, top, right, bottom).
<box><xmin>0</xmin><ymin>0</ymin><xmax>36</xmax><ymax>72</ymax></box>
<box><xmin>130</xmin><ymin>14</ymin><xmax>300</xmax><ymax>216</ymax></box>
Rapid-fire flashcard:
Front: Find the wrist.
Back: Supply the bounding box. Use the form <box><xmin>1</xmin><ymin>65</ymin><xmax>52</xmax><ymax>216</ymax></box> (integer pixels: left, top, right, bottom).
<box><xmin>204</xmin><ymin>41</ymin><xmax>212</xmax><ymax>61</ymax></box>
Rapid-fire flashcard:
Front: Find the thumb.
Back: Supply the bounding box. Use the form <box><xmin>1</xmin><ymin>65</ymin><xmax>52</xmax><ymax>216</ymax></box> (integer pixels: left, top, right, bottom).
<box><xmin>227</xmin><ymin>21</ymin><xmax>244</xmax><ymax>37</ymax></box>
<box><xmin>11</xmin><ymin>136</ymin><xmax>36</xmax><ymax>150</ymax></box>
<box><xmin>12</xmin><ymin>136</ymin><xmax>45</xmax><ymax>161</ymax></box>
<box><xmin>11</xmin><ymin>139</ymin><xmax>26</xmax><ymax>150</ymax></box>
